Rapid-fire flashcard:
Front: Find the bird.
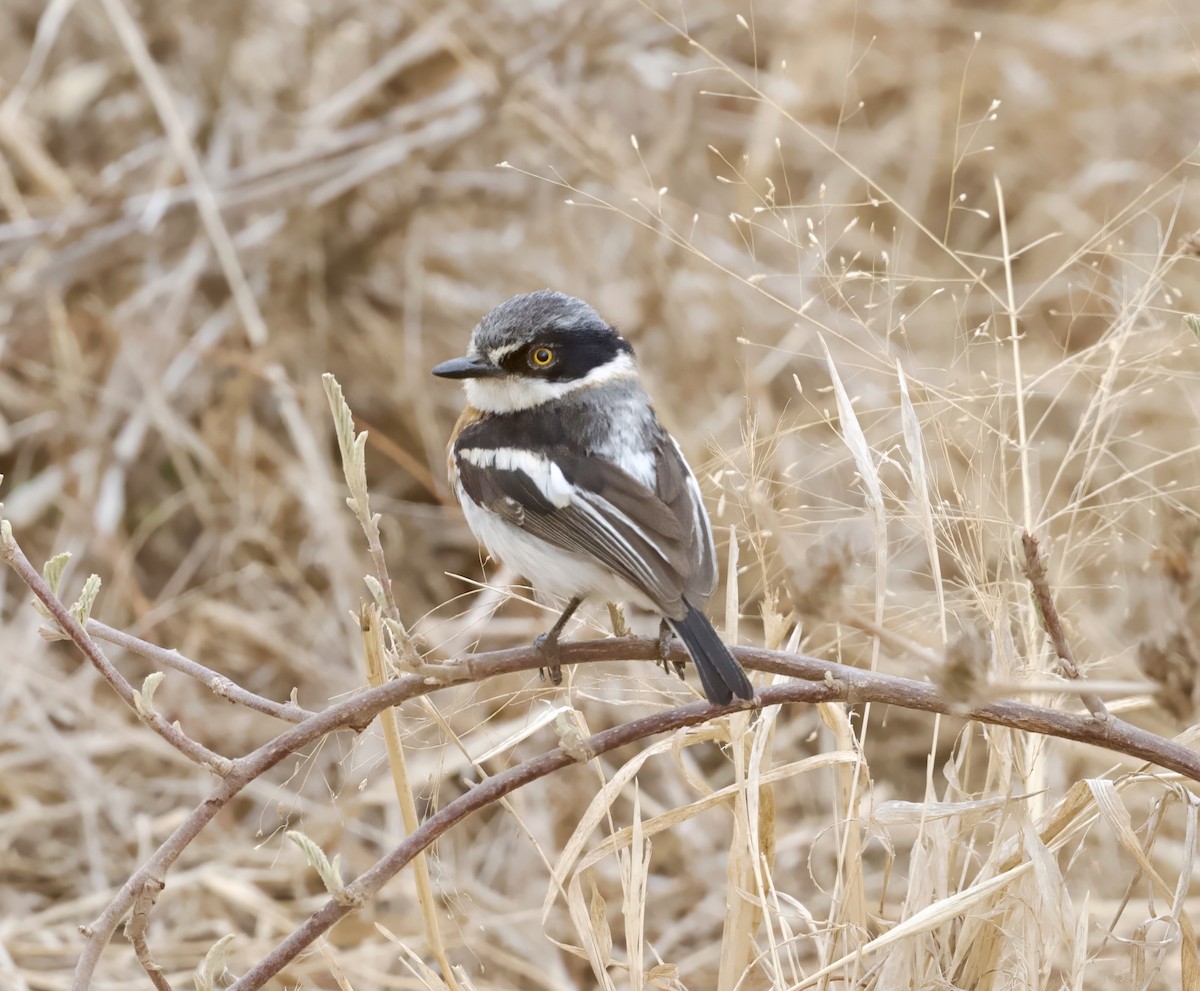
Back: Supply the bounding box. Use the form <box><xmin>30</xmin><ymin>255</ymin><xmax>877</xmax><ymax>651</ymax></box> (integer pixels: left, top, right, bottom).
<box><xmin>432</xmin><ymin>289</ymin><xmax>754</xmax><ymax>705</ymax></box>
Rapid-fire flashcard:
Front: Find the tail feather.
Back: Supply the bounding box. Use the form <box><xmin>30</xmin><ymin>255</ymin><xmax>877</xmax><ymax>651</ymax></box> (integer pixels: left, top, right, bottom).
<box><xmin>668</xmin><ymin>602</ymin><xmax>754</xmax><ymax>704</ymax></box>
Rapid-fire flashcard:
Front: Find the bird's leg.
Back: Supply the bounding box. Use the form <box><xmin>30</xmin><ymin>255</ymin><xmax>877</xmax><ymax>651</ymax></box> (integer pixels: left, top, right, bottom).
<box><xmin>535</xmin><ymin>596</ymin><xmax>583</xmax><ymax>685</ymax></box>
<box><xmin>657</xmin><ymin>618</ymin><xmax>686</xmax><ymax>680</ymax></box>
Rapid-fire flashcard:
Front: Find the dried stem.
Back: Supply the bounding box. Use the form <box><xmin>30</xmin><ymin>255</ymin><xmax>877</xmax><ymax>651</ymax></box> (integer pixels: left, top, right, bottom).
<box><xmin>361</xmin><ymin>604</ymin><xmax>460</xmax><ymax>991</ymax></box>
<box><xmin>96</xmin><ymin>0</ymin><xmax>269</xmax><ymax>347</ymax></box>
<box><xmin>7</xmin><ymin>509</ymin><xmax>1191</xmax><ymax>988</ymax></box>
<box><xmin>225</xmin><ymin>693</ymin><xmax>746</xmax><ymax>990</ymax></box>
<box><xmin>1021</xmin><ymin>531</ymin><xmax>1110</xmax><ymax>719</ymax></box>
<box><xmin>323</xmin><ymin>372</ymin><xmax>453</xmax><ymax>980</ymax></box>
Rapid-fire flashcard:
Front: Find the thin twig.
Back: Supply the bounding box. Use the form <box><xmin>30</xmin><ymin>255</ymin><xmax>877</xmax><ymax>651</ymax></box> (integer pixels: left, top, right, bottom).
<box><xmin>996</xmin><ymin>179</ymin><xmax>1033</xmax><ymax>533</ymax></box>
<box><xmin>225</xmin><ymin>695</ymin><xmax>744</xmax><ymax>990</ymax></box>
<box><xmin>0</xmin><ymin>528</ymin><xmax>231</xmax><ymax>773</ymax></box>
<box><xmin>323</xmin><ymin>375</ymin><xmax>405</xmax><ymax>630</ymax></box>
<box><xmin>1021</xmin><ymin>531</ymin><xmax>1110</xmax><ymax>719</ymax></box>
<box><xmin>88</xmin><ymin>620</ymin><xmax>315</xmax><ymax>723</ymax></box>
<box><xmin>324</xmin><ymin>372</ymin><xmax>456</xmax><ymax>981</ymax></box>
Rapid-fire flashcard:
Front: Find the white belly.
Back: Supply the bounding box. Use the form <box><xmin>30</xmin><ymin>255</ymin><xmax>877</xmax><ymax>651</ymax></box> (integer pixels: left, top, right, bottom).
<box><xmin>459</xmin><ymin>490</ymin><xmax>656</xmax><ymax>610</ymax></box>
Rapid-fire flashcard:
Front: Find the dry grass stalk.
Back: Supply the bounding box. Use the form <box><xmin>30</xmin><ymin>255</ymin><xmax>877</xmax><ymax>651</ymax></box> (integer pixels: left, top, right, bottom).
<box><xmin>1021</xmin><ymin>530</ymin><xmax>1109</xmax><ymax>719</ymax></box>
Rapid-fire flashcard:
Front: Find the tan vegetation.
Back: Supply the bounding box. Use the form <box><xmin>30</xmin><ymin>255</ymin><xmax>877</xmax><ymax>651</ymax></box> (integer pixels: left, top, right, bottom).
<box><xmin>2</xmin><ymin>0</ymin><xmax>1199</xmax><ymax>988</ymax></box>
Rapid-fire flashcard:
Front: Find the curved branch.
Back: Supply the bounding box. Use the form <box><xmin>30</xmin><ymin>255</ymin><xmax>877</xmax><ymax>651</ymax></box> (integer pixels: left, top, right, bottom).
<box><xmin>226</xmin><ymin>659</ymin><xmax>1200</xmax><ymax>989</ymax></box>
<box><xmin>1</xmin><ymin>528</ymin><xmax>230</xmax><ymax>772</ymax></box>
<box><xmin>739</xmin><ymin>645</ymin><xmax>1198</xmax><ymax>776</ymax></box>
<box><xmin>226</xmin><ymin>693</ymin><xmax>761</xmax><ymax>990</ymax></box>
<box><xmin>61</xmin><ymin>634</ymin><xmax>1199</xmax><ymax>990</ymax></box>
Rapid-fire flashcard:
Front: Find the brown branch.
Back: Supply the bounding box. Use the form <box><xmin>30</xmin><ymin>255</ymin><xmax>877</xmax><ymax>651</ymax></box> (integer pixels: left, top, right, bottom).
<box><xmin>225</xmin><ymin>653</ymin><xmax>1200</xmax><ymax>989</ymax></box>
<box><xmin>88</xmin><ymin>619</ymin><xmax>315</xmax><ymax>723</ymax></box>
<box><xmin>57</xmin><ymin>633</ymin><xmax>1200</xmax><ymax>990</ymax></box>
<box><xmin>0</xmin><ymin>529</ymin><xmax>231</xmax><ymax>773</ymax></box>
<box><xmin>0</xmin><ymin>515</ymin><xmax>1174</xmax><ymax>991</ymax></box>
<box><xmin>69</xmin><ymin>666</ymin><xmax>444</xmax><ymax>991</ymax></box>
<box><xmin>224</xmin><ymin>693</ymin><xmax>752</xmax><ymax>990</ymax></box>
<box><xmin>1021</xmin><ymin>531</ymin><xmax>1109</xmax><ymax>718</ymax></box>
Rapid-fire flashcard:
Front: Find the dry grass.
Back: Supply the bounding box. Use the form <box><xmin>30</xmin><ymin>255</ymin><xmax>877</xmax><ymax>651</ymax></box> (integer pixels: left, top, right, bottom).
<box><xmin>2</xmin><ymin>0</ymin><xmax>1200</xmax><ymax>988</ymax></box>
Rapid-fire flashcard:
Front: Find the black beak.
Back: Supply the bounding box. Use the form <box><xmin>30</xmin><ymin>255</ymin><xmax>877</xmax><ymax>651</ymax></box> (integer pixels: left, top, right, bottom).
<box><xmin>431</xmin><ymin>355</ymin><xmax>504</xmax><ymax>380</ymax></box>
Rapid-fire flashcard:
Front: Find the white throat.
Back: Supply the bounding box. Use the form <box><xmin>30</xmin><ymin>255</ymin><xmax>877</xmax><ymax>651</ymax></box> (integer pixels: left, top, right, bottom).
<box><xmin>463</xmin><ymin>351</ymin><xmax>637</xmax><ymax>413</ymax></box>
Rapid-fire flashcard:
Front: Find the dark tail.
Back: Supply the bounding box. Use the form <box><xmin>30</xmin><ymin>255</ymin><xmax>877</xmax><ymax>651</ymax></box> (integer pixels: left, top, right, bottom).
<box><xmin>668</xmin><ymin>602</ymin><xmax>754</xmax><ymax>704</ymax></box>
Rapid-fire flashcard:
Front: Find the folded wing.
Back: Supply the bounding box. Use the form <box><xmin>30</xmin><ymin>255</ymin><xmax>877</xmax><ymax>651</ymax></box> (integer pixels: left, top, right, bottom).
<box><xmin>456</xmin><ymin>434</ymin><xmax>715</xmax><ymax>618</ymax></box>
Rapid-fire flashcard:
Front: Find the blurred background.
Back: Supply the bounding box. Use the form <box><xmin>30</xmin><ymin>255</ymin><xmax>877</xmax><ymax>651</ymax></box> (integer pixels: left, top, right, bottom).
<box><xmin>2</xmin><ymin>0</ymin><xmax>1199</xmax><ymax>988</ymax></box>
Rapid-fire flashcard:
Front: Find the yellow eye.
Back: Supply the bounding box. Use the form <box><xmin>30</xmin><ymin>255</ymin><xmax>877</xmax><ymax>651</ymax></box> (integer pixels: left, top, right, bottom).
<box><xmin>530</xmin><ymin>346</ymin><xmax>555</xmax><ymax>367</ymax></box>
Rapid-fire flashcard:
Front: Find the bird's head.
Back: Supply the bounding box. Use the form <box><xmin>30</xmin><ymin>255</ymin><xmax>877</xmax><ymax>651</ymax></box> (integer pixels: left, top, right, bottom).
<box><xmin>432</xmin><ymin>290</ymin><xmax>637</xmax><ymax>413</ymax></box>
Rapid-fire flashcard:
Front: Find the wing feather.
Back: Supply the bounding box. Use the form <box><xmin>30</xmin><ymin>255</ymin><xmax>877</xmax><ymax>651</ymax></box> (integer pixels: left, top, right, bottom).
<box><xmin>455</xmin><ymin>431</ymin><xmax>715</xmax><ymax>615</ymax></box>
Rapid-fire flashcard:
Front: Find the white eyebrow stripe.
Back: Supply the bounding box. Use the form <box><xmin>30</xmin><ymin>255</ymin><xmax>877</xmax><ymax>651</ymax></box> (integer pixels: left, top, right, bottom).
<box><xmin>486</xmin><ymin>341</ymin><xmax>526</xmax><ymax>363</ymax></box>
<box><xmin>458</xmin><ymin>447</ymin><xmax>574</xmax><ymax>508</ymax></box>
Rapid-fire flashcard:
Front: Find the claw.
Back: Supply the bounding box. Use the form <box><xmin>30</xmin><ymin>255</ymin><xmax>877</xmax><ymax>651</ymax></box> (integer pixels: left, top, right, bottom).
<box><xmin>535</xmin><ymin>631</ymin><xmax>564</xmax><ymax>685</ymax></box>
<box><xmin>533</xmin><ymin>596</ymin><xmax>583</xmax><ymax>687</ymax></box>
<box><xmin>657</xmin><ymin>619</ymin><xmax>686</xmax><ymax>680</ymax></box>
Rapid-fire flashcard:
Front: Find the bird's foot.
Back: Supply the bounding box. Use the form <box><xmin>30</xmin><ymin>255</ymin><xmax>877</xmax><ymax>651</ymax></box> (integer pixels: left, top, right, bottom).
<box><xmin>657</xmin><ymin>620</ymin><xmax>686</xmax><ymax>680</ymax></box>
<box><xmin>534</xmin><ymin>631</ymin><xmax>564</xmax><ymax>685</ymax></box>
<box><xmin>534</xmin><ymin>595</ymin><xmax>583</xmax><ymax>686</ymax></box>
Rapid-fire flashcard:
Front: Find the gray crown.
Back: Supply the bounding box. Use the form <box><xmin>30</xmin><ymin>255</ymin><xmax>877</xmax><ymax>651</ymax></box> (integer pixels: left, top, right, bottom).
<box><xmin>471</xmin><ymin>290</ymin><xmax>609</xmax><ymax>353</ymax></box>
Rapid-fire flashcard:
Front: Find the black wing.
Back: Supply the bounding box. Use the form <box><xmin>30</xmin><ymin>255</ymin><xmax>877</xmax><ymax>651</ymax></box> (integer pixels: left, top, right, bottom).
<box><xmin>455</xmin><ymin>434</ymin><xmax>715</xmax><ymax>618</ymax></box>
